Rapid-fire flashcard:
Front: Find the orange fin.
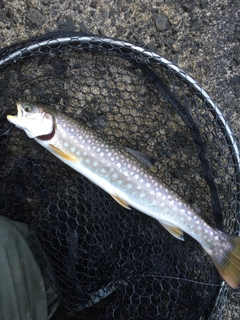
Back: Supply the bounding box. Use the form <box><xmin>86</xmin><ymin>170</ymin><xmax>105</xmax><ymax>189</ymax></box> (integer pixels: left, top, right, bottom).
<box><xmin>209</xmin><ymin>234</ymin><xmax>240</xmax><ymax>289</ymax></box>
<box><xmin>49</xmin><ymin>144</ymin><xmax>78</xmax><ymax>162</ymax></box>
<box><xmin>159</xmin><ymin>221</ymin><xmax>184</xmax><ymax>241</ymax></box>
<box><xmin>111</xmin><ymin>194</ymin><xmax>131</xmax><ymax>210</ymax></box>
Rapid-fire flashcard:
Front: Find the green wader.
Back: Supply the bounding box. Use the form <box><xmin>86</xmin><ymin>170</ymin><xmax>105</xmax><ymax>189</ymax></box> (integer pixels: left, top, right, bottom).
<box><xmin>0</xmin><ymin>216</ymin><xmax>60</xmax><ymax>320</ymax></box>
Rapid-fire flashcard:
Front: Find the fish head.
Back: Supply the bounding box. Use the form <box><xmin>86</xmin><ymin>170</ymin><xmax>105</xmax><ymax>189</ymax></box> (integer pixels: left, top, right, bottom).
<box><xmin>7</xmin><ymin>101</ymin><xmax>55</xmax><ymax>138</ymax></box>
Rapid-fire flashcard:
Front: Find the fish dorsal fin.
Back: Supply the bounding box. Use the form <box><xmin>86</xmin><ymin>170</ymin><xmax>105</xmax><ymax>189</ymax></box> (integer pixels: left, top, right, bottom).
<box><xmin>159</xmin><ymin>221</ymin><xmax>184</xmax><ymax>241</ymax></box>
<box><xmin>111</xmin><ymin>194</ymin><xmax>131</xmax><ymax>210</ymax></box>
<box><xmin>49</xmin><ymin>144</ymin><xmax>78</xmax><ymax>162</ymax></box>
<box><xmin>125</xmin><ymin>147</ymin><xmax>155</xmax><ymax>170</ymax></box>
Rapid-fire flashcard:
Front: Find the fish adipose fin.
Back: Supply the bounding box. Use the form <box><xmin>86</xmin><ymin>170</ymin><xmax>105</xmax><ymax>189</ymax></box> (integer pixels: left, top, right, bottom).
<box><xmin>159</xmin><ymin>221</ymin><xmax>184</xmax><ymax>241</ymax></box>
<box><xmin>49</xmin><ymin>144</ymin><xmax>78</xmax><ymax>162</ymax></box>
<box><xmin>111</xmin><ymin>194</ymin><xmax>131</xmax><ymax>210</ymax></box>
<box><xmin>209</xmin><ymin>234</ymin><xmax>240</xmax><ymax>289</ymax></box>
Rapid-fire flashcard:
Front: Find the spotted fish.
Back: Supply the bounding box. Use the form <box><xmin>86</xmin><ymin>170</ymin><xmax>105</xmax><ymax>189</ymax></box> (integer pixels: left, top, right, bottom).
<box><xmin>7</xmin><ymin>101</ymin><xmax>240</xmax><ymax>289</ymax></box>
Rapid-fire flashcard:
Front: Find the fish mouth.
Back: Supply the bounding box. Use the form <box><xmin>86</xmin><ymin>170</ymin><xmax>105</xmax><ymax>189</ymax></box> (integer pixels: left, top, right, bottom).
<box><xmin>7</xmin><ymin>102</ymin><xmax>22</xmax><ymax>125</ymax></box>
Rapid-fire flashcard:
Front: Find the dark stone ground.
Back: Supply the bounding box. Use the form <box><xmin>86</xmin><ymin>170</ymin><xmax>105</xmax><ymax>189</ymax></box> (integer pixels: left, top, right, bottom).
<box><xmin>0</xmin><ymin>0</ymin><xmax>239</xmax><ymax>318</ymax></box>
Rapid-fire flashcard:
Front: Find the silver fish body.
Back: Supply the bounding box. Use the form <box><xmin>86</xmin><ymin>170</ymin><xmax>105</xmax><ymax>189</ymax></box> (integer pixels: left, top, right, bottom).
<box><xmin>7</xmin><ymin>101</ymin><xmax>240</xmax><ymax>289</ymax></box>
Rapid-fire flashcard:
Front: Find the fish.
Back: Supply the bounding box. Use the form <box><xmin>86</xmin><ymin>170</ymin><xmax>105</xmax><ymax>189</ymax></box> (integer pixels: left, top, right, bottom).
<box><xmin>7</xmin><ymin>101</ymin><xmax>240</xmax><ymax>289</ymax></box>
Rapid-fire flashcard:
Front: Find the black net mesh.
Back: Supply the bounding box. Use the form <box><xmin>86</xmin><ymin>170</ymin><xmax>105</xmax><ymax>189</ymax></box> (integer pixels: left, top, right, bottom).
<box><xmin>0</xmin><ymin>32</ymin><xmax>239</xmax><ymax>320</ymax></box>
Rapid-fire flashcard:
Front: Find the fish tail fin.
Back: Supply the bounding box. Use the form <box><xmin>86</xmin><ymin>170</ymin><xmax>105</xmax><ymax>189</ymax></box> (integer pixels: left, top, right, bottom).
<box><xmin>208</xmin><ymin>233</ymin><xmax>240</xmax><ymax>289</ymax></box>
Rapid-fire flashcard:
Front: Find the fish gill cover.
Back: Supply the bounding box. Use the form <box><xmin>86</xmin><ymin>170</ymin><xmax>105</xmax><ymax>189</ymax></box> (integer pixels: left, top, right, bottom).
<box><xmin>0</xmin><ymin>32</ymin><xmax>239</xmax><ymax>319</ymax></box>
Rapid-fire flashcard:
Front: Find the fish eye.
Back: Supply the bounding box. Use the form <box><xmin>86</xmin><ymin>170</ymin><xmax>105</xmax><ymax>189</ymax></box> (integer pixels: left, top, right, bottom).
<box><xmin>23</xmin><ymin>103</ymin><xmax>33</xmax><ymax>112</ymax></box>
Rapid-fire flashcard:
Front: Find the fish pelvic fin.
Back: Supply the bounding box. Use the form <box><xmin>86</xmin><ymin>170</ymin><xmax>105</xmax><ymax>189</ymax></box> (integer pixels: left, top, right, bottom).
<box><xmin>49</xmin><ymin>144</ymin><xmax>78</xmax><ymax>162</ymax></box>
<box><xmin>208</xmin><ymin>233</ymin><xmax>240</xmax><ymax>289</ymax></box>
<box><xmin>111</xmin><ymin>194</ymin><xmax>131</xmax><ymax>210</ymax></box>
<box><xmin>159</xmin><ymin>221</ymin><xmax>184</xmax><ymax>241</ymax></box>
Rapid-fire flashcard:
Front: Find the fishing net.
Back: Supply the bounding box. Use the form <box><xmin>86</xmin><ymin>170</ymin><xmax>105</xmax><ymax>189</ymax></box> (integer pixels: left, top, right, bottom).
<box><xmin>0</xmin><ymin>32</ymin><xmax>239</xmax><ymax>319</ymax></box>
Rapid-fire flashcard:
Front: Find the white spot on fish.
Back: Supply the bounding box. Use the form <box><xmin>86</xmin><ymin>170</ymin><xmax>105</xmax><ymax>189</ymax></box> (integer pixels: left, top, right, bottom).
<box><xmin>76</xmin><ymin>151</ymin><xmax>80</xmax><ymax>156</ymax></box>
<box><xmin>117</xmin><ymin>163</ymin><xmax>121</xmax><ymax>168</ymax></box>
<box><xmin>86</xmin><ymin>159</ymin><xmax>90</xmax><ymax>164</ymax></box>
<box><xmin>93</xmin><ymin>161</ymin><xmax>98</xmax><ymax>167</ymax></box>
<box><xmin>64</xmin><ymin>142</ymin><xmax>69</xmax><ymax>148</ymax></box>
<box><xmin>101</xmin><ymin>168</ymin><xmax>106</xmax><ymax>174</ymax></box>
<box><xmin>180</xmin><ymin>209</ymin><xmax>185</xmax><ymax>213</ymax></box>
<box><xmin>140</xmin><ymin>193</ymin><xmax>146</xmax><ymax>198</ymax></box>
<box><xmin>127</xmin><ymin>183</ymin><xmax>133</xmax><ymax>189</ymax></box>
<box><xmin>71</xmin><ymin>147</ymin><xmax>76</xmax><ymax>153</ymax></box>
<box><xmin>135</xmin><ymin>174</ymin><xmax>139</xmax><ymax>179</ymax></box>
<box><xmin>146</xmin><ymin>183</ymin><xmax>150</xmax><ymax>188</ymax></box>
<box><xmin>117</xmin><ymin>180</ymin><xmax>122</xmax><ymax>185</ymax></box>
<box><xmin>112</xmin><ymin>173</ymin><xmax>118</xmax><ymax>179</ymax></box>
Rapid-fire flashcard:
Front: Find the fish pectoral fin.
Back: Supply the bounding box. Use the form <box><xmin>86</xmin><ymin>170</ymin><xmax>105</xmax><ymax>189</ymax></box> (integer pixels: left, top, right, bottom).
<box><xmin>159</xmin><ymin>221</ymin><xmax>184</xmax><ymax>241</ymax></box>
<box><xmin>111</xmin><ymin>194</ymin><xmax>131</xmax><ymax>210</ymax></box>
<box><xmin>49</xmin><ymin>144</ymin><xmax>78</xmax><ymax>162</ymax></box>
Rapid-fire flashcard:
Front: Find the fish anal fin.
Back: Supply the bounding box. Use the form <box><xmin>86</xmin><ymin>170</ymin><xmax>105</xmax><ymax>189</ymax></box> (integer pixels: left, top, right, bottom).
<box><xmin>49</xmin><ymin>144</ymin><xmax>78</xmax><ymax>162</ymax></box>
<box><xmin>111</xmin><ymin>194</ymin><xmax>131</xmax><ymax>210</ymax></box>
<box><xmin>159</xmin><ymin>221</ymin><xmax>184</xmax><ymax>241</ymax></box>
<box><xmin>208</xmin><ymin>234</ymin><xmax>240</xmax><ymax>289</ymax></box>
